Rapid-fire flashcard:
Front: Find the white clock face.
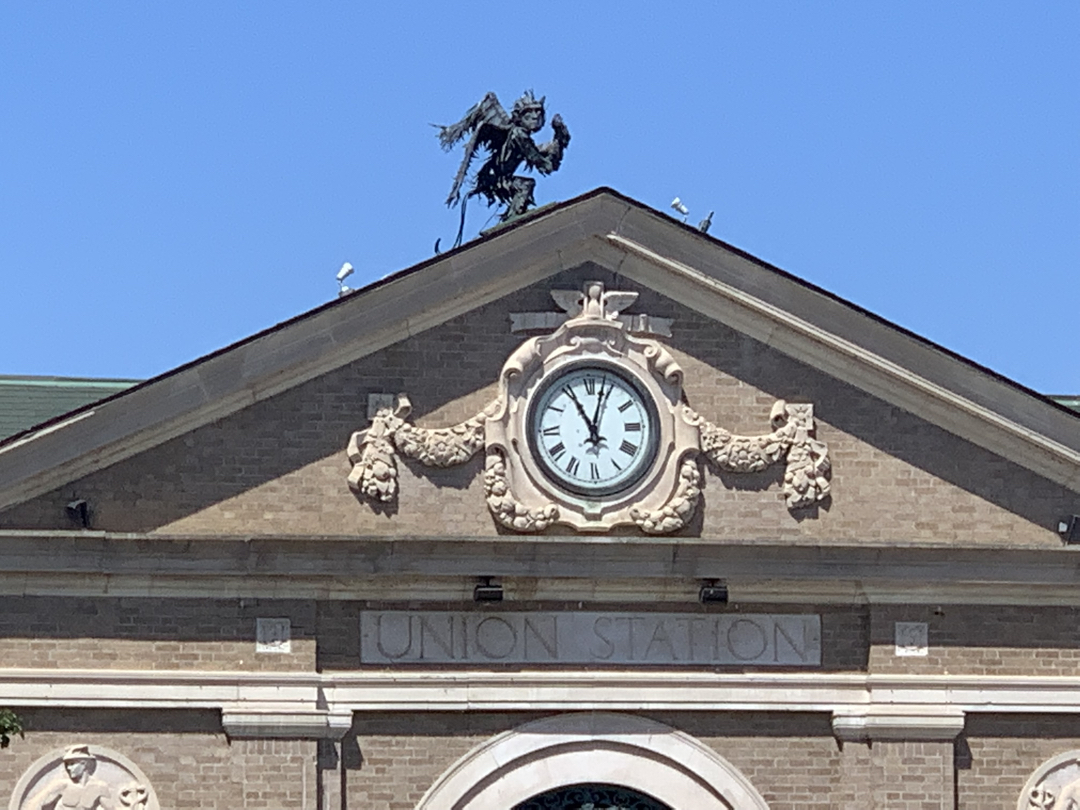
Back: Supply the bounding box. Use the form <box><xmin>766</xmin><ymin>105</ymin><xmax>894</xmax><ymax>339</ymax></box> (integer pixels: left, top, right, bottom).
<box><xmin>528</xmin><ymin>364</ymin><xmax>659</xmax><ymax>496</ymax></box>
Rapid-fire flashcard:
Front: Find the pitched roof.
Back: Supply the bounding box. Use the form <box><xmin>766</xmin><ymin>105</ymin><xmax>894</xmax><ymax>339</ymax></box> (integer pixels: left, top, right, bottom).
<box><xmin>0</xmin><ymin>375</ymin><xmax>140</xmax><ymax>441</ymax></box>
<box><xmin>0</xmin><ymin>187</ymin><xmax>1077</xmax><ymax>512</ymax></box>
<box><xmin>1050</xmin><ymin>396</ymin><xmax>1080</xmax><ymax>414</ymax></box>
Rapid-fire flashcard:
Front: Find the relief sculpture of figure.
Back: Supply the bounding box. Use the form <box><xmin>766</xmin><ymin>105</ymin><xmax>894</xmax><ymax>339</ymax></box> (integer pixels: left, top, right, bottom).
<box><xmin>438</xmin><ymin>90</ymin><xmax>570</xmax><ymax>247</ymax></box>
<box><xmin>1052</xmin><ymin>775</ymin><xmax>1080</xmax><ymax>810</ymax></box>
<box><xmin>26</xmin><ymin>746</ymin><xmax>113</xmax><ymax>810</ymax></box>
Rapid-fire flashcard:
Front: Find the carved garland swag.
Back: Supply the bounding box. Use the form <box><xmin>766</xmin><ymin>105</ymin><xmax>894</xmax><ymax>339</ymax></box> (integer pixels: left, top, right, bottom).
<box><xmin>347</xmin><ymin>394</ymin><xmax>830</xmax><ymax>535</ymax></box>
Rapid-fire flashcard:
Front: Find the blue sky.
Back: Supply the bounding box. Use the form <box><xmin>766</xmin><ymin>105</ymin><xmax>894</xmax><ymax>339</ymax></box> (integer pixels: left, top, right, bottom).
<box><xmin>2</xmin><ymin>3</ymin><xmax>1077</xmax><ymax>393</ymax></box>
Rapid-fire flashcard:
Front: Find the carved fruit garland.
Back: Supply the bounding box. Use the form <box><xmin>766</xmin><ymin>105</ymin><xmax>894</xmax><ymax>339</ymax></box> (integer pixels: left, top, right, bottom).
<box><xmin>348</xmin><ymin>396</ymin><xmax>830</xmax><ymax>532</ymax></box>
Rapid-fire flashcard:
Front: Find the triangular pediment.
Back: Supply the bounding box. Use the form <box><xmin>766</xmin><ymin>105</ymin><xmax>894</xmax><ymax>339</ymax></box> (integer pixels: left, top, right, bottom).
<box><xmin>1</xmin><ymin>189</ymin><xmax>1077</xmax><ymax>544</ymax></box>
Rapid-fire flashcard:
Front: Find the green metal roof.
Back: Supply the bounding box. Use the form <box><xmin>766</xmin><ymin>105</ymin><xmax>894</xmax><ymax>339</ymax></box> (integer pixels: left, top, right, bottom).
<box><xmin>0</xmin><ymin>375</ymin><xmax>141</xmax><ymax>441</ymax></box>
<box><xmin>1049</xmin><ymin>396</ymin><xmax>1080</xmax><ymax>413</ymax></box>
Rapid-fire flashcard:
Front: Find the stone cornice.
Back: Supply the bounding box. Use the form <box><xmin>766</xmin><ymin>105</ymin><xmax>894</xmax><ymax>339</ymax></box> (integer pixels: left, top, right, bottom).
<box><xmin>0</xmin><ymin>532</ymin><xmax>1077</xmax><ymax>604</ymax></box>
<box><xmin>6</xmin><ymin>668</ymin><xmax>1080</xmax><ymax>741</ymax></box>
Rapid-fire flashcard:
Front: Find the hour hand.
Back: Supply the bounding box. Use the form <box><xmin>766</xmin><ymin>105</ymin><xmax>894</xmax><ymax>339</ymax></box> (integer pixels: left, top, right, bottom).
<box><xmin>564</xmin><ymin>387</ymin><xmax>595</xmax><ymax>430</ymax></box>
<box><xmin>564</xmin><ymin>386</ymin><xmax>602</xmax><ymax>443</ymax></box>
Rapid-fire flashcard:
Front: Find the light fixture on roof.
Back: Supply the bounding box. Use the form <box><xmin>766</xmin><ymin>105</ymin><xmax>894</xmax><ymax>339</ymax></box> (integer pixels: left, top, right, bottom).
<box><xmin>670</xmin><ymin>197</ymin><xmax>689</xmax><ymax>220</ymax></box>
<box><xmin>697</xmin><ymin>211</ymin><xmax>714</xmax><ymax>234</ymax></box>
<box><xmin>336</xmin><ymin>262</ymin><xmax>355</xmax><ymax>298</ymax></box>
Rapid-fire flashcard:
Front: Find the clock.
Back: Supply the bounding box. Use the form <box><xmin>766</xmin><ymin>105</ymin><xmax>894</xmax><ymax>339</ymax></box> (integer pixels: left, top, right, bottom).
<box><xmin>526</xmin><ymin>363</ymin><xmax>660</xmax><ymax>497</ymax></box>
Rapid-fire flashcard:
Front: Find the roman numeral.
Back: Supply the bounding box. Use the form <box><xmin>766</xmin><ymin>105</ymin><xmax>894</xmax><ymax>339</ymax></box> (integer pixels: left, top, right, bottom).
<box><xmin>624</xmin><ymin>422</ymin><xmax>641</xmax><ymax>432</ymax></box>
<box><xmin>583</xmin><ymin>377</ymin><xmax>596</xmax><ymax>395</ymax></box>
<box><xmin>612</xmin><ymin>459</ymin><xmax>622</xmax><ymax>471</ymax></box>
<box><xmin>548</xmin><ymin>442</ymin><xmax>565</xmax><ymax>461</ymax></box>
<box><xmin>566</xmin><ymin>456</ymin><xmax>580</xmax><ymax>476</ymax></box>
<box><xmin>542</xmin><ymin>425</ymin><xmax>560</xmax><ymax>436</ymax></box>
<box><xmin>620</xmin><ymin>440</ymin><xmax>638</xmax><ymax>456</ymax></box>
<box><xmin>590</xmin><ymin>462</ymin><xmax>599</xmax><ymax>480</ymax></box>
<box><xmin>618</xmin><ymin>400</ymin><xmax>633</xmax><ymax>412</ymax></box>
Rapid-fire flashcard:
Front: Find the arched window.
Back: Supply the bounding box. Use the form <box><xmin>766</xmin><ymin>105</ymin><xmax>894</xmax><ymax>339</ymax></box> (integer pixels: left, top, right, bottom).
<box><xmin>513</xmin><ymin>783</ymin><xmax>672</xmax><ymax>810</ymax></box>
<box><xmin>417</xmin><ymin>713</ymin><xmax>770</xmax><ymax>810</ymax></box>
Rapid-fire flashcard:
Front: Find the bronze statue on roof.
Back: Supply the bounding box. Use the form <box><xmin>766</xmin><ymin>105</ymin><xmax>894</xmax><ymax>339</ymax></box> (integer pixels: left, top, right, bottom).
<box><xmin>438</xmin><ymin>90</ymin><xmax>570</xmax><ymax>247</ymax></box>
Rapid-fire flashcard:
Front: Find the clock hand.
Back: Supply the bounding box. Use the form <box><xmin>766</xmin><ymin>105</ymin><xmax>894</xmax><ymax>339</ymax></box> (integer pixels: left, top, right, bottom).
<box><xmin>593</xmin><ymin>380</ymin><xmax>614</xmax><ymax>443</ymax></box>
<box><xmin>563</xmin><ymin>386</ymin><xmax>599</xmax><ymax>439</ymax></box>
<box><xmin>590</xmin><ymin>376</ymin><xmax>606</xmax><ymax>435</ymax></box>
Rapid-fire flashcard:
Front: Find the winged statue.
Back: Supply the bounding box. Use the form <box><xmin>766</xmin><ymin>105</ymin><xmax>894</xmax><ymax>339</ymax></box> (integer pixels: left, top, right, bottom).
<box><xmin>437</xmin><ymin>90</ymin><xmax>570</xmax><ymax>247</ymax></box>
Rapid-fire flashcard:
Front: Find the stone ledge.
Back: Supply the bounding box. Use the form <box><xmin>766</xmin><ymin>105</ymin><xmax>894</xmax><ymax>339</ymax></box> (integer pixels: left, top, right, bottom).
<box><xmin>831</xmin><ymin>707</ymin><xmax>965</xmax><ymax>742</ymax></box>
<box><xmin>222</xmin><ymin>709</ymin><xmax>353</xmax><ymax>740</ymax></box>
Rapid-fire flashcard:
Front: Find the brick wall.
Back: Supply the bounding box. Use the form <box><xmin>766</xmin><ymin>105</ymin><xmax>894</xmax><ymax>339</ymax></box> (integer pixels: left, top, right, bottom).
<box><xmin>1</xmin><ymin>711</ymin><xmax>317</xmax><ymax>810</ymax></box>
<box><xmin>959</xmin><ymin>714</ymin><xmax>1080</xmax><ymax>810</ymax></box>
<box><xmin>869</xmin><ymin>604</ymin><xmax>1080</xmax><ymax>677</ymax></box>
<box><xmin>3</xmin><ymin>707</ymin><xmax>1074</xmax><ymax>808</ymax></box>
<box><xmin>1</xmin><ymin>266</ymin><xmax>1071</xmax><ymax>547</ymax></box>
<box><xmin>342</xmin><ymin>711</ymin><xmax>960</xmax><ymax>810</ymax></box>
<box><xmin>0</xmin><ymin>596</ymin><xmax>315</xmax><ymax>671</ymax></box>
<box><xmin>2</xmin><ymin>594</ymin><xmax>1075</xmax><ymax>678</ymax></box>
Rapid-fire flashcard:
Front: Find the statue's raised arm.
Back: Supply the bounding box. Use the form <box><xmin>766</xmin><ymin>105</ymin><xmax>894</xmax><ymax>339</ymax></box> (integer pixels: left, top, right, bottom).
<box><xmin>533</xmin><ymin>113</ymin><xmax>571</xmax><ymax>174</ymax></box>
<box><xmin>436</xmin><ymin>90</ymin><xmax>571</xmax><ymax>247</ymax></box>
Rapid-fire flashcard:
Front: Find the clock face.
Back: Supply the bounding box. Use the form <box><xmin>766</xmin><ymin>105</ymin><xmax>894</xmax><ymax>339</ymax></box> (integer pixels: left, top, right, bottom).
<box><xmin>527</xmin><ymin>364</ymin><xmax>659</xmax><ymax>497</ymax></box>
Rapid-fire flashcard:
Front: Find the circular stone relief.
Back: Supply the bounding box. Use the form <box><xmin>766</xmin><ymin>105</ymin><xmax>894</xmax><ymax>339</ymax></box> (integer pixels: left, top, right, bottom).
<box><xmin>1018</xmin><ymin>750</ymin><xmax>1080</xmax><ymax>810</ymax></box>
<box><xmin>8</xmin><ymin>744</ymin><xmax>159</xmax><ymax>810</ymax></box>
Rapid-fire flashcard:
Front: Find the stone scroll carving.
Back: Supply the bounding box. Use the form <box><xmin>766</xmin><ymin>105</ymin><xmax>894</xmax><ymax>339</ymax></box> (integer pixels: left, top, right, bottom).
<box><xmin>1020</xmin><ymin>751</ymin><xmax>1080</xmax><ymax>810</ymax></box>
<box><xmin>347</xmin><ymin>282</ymin><xmax>831</xmax><ymax>534</ymax></box>
<box><xmin>9</xmin><ymin>744</ymin><xmax>159</xmax><ymax>810</ymax></box>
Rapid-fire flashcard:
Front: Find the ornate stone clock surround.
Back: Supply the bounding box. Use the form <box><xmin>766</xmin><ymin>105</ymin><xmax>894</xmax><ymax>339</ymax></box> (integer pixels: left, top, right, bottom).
<box><xmin>347</xmin><ymin>282</ymin><xmax>831</xmax><ymax>534</ymax></box>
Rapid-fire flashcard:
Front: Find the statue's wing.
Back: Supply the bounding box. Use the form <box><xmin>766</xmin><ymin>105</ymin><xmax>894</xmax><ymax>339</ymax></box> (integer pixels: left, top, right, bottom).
<box><xmin>437</xmin><ymin>92</ymin><xmax>510</xmax><ymax>150</ymax></box>
<box><xmin>601</xmin><ymin>292</ymin><xmax>639</xmax><ymax>319</ymax></box>
<box><xmin>550</xmin><ymin>289</ymin><xmax>584</xmax><ymax>317</ymax></box>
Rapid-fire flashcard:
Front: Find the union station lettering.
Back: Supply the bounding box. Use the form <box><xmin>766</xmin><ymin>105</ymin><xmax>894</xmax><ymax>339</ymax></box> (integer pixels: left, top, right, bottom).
<box><xmin>360</xmin><ymin>611</ymin><xmax>822</xmax><ymax>666</ymax></box>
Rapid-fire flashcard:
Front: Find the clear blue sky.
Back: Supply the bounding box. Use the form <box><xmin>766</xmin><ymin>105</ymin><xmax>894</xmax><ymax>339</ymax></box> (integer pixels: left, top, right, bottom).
<box><xmin>2</xmin><ymin>3</ymin><xmax>1077</xmax><ymax>393</ymax></box>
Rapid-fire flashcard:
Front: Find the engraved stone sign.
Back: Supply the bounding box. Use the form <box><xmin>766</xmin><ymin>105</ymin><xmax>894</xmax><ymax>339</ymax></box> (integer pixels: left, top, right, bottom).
<box><xmin>9</xmin><ymin>744</ymin><xmax>159</xmax><ymax>810</ymax></box>
<box><xmin>360</xmin><ymin>611</ymin><xmax>821</xmax><ymax>666</ymax></box>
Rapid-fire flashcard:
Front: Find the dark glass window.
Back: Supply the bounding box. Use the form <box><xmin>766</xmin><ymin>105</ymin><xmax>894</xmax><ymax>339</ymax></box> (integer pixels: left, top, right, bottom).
<box><xmin>513</xmin><ymin>783</ymin><xmax>672</xmax><ymax>810</ymax></box>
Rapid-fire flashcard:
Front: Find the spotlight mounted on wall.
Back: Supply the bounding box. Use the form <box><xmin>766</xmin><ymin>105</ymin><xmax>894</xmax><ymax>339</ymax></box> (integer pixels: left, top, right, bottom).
<box><xmin>66</xmin><ymin>499</ymin><xmax>90</xmax><ymax>529</ymax></box>
<box><xmin>1058</xmin><ymin>515</ymin><xmax>1080</xmax><ymax>544</ymax></box>
<box><xmin>473</xmin><ymin>576</ymin><xmax>504</xmax><ymax>603</ymax></box>
<box><xmin>698</xmin><ymin>579</ymin><xmax>728</xmax><ymax>605</ymax></box>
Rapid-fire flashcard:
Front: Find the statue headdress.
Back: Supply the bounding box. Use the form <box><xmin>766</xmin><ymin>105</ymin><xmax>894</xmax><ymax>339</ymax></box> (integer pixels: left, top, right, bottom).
<box><xmin>512</xmin><ymin>90</ymin><xmax>545</xmax><ymax>120</ymax></box>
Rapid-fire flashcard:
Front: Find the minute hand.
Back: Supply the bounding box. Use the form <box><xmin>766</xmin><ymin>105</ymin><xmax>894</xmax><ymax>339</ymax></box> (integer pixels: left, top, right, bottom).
<box><xmin>590</xmin><ymin>379</ymin><xmax>612</xmax><ymax>444</ymax></box>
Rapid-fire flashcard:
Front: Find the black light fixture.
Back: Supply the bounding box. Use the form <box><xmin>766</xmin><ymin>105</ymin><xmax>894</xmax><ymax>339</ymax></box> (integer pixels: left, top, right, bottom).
<box><xmin>474</xmin><ymin>577</ymin><xmax>504</xmax><ymax>603</ymax></box>
<box><xmin>698</xmin><ymin>579</ymin><xmax>728</xmax><ymax>605</ymax></box>
<box><xmin>1058</xmin><ymin>515</ymin><xmax>1080</xmax><ymax>544</ymax></box>
<box><xmin>66</xmin><ymin>499</ymin><xmax>90</xmax><ymax>529</ymax></box>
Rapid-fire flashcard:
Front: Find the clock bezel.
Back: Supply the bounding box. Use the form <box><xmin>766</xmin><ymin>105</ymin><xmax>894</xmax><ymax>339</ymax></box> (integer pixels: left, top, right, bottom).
<box><xmin>525</xmin><ymin>361</ymin><xmax>661</xmax><ymax>498</ymax></box>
